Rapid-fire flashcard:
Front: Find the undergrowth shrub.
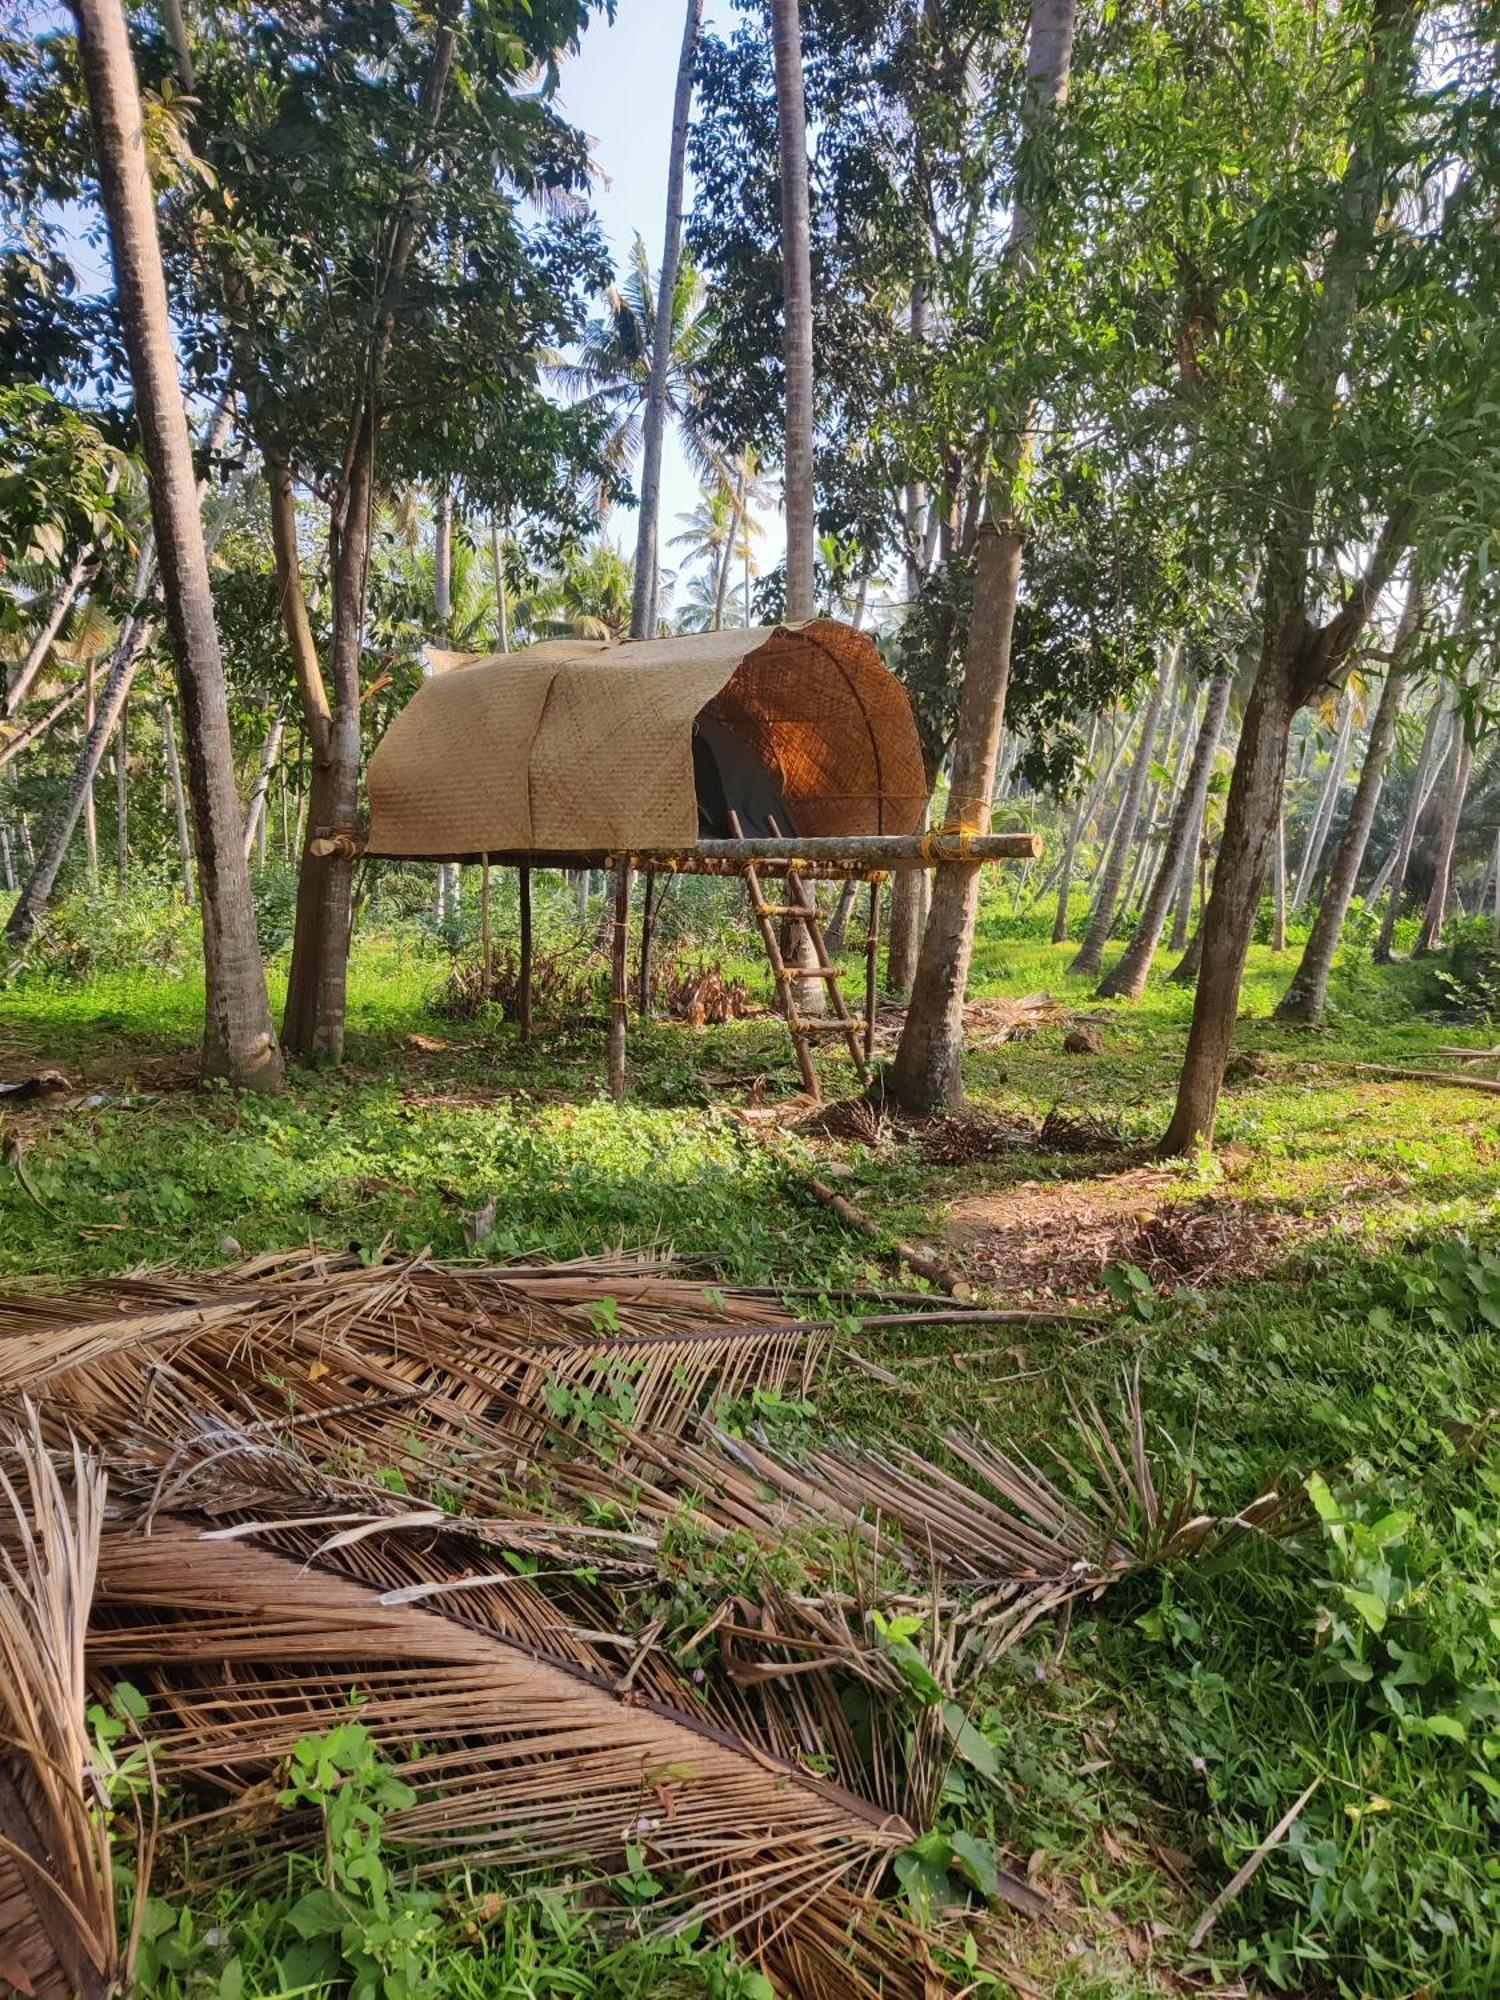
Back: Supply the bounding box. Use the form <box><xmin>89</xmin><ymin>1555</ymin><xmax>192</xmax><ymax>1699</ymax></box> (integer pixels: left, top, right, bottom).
<box><xmin>1429</xmin><ymin>919</ymin><xmax>1500</xmax><ymax>1021</ymax></box>
<box><xmin>2</xmin><ymin>869</ymin><xmax>199</xmax><ymax>985</ymax></box>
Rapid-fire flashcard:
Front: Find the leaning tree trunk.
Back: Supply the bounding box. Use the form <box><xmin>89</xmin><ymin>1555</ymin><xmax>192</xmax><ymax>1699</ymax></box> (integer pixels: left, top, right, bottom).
<box><xmin>631</xmin><ymin>0</ymin><xmax>705</xmax><ymax>639</ymax></box>
<box><xmin>1097</xmin><ymin>669</ymin><xmax>1232</xmax><ymax>1001</ymax></box>
<box><xmin>1161</xmin><ymin>643</ymin><xmax>1298</xmax><ymax>1150</ymax></box>
<box><xmin>1050</xmin><ymin>712</ymin><xmax>1101</xmax><ymax>944</ymax></box>
<box><xmin>82</xmin><ymin>658</ymin><xmax>100</xmax><ymax>884</ymax></box>
<box><xmin>490</xmin><ymin>517</ymin><xmax>510</xmax><ymax>653</ymax></box>
<box><xmin>1290</xmin><ymin>692</ymin><xmax>1355</xmax><ymax>912</ymax></box>
<box><xmin>1414</xmin><ymin>729</ymin><xmax>1474</xmax><ymax>955</ymax></box>
<box><xmin>1068</xmin><ymin>662</ymin><xmax>1170</xmax><ymax>978</ymax></box>
<box><xmin>1373</xmin><ymin>688</ymin><xmax>1447</xmax><ymax>962</ymax></box>
<box><xmin>70</xmin><ymin>0</ymin><xmax>281</xmax><ymax>1089</ymax></box>
<box><xmin>1276</xmin><ymin>580</ymin><xmax>1419</xmax><ymax>1020</ymax></box>
<box><xmin>770</xmin><ymin>0</ymin><xmax>816</xmax><ymax>624</ymax></box>
<box><xmin>242</xmin><ymin>710</ymin><xmax>284</xmax><ymax>862</ymax></box>
<box><xmin>433</xmin><ymin>486</ymin><xmax>459</xmax><ymax>923</ymax></box>
<box><xmin>3</xmin><ymin>548</ymin><xmax>92</xmax><ymax>717</ymax></box>
<box><xmin>4</xmin><ymin>617</ymin><xmax>149</xmax><ymax>944</ymax></box>
<box><xmin>887</xmin><ymin>0</ymin><xmax>1076</xmax><ymax>1112</ymax></box>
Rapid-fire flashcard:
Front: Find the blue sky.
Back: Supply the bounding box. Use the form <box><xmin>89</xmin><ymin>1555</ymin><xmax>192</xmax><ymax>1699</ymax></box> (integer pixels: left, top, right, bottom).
<box><xmin>555</xmin><ymin>0</ymin><xmax>784</xmax><ymax>590</ymax></box>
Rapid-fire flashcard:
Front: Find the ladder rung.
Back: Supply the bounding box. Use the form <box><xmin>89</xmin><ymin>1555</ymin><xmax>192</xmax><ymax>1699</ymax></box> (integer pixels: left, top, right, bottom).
<box><xmin>795</xmin><ymin>1019</ymin><xmax>864</xmax><ymax>1035</ymax></box>
<box><xmin>754</xmin><ymin>902</ymin><xmax>818</xmax><ymax>919</ymax></box>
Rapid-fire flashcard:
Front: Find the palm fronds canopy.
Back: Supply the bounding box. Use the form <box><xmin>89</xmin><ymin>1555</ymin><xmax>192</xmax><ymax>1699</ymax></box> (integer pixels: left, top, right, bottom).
<box><xmin>364</xmin><ymin>620</ymin><xmax>928</xmax><ymax>861</ymax></box>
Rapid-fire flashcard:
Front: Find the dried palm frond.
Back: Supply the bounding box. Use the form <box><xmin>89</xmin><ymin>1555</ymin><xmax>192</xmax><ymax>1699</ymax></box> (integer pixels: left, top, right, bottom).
<box><xmin>90</xmin><ymin>1519</ymin><xmax>929</xmax><ymax>1997</ymax></box>
<box><xmin>0</xmin><ymin>1410</ymin><xmax>116</xmax><ymax>2000</ymax></box>
<box><xmin>0</xmin><ymin>1251</ymin><xmax>825</xmax><ymax>1505</ymax></box>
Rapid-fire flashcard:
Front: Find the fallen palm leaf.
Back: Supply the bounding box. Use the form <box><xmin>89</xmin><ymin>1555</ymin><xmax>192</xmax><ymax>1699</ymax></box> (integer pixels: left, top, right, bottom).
<box><xmin>0</xmin><ymin>1409</ymin><xmax>116</xmax><ymax>2000</ymax></box>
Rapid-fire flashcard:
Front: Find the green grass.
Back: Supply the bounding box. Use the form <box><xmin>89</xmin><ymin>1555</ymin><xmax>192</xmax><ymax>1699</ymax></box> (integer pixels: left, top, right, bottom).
<box><xmin>4</xmin><ymin>876</ymin><xmax>1500</xmax><ymax>1995</ymax></box>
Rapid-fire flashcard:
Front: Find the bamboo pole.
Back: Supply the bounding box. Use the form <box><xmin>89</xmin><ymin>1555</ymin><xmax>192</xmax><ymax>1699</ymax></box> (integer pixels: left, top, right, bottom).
<box><xmin>607</xmin><ymin>859</ymin><xmax>632</xmax><ymax>1103</ymax></box>
<box><xmin>518</xmin><ymin>864</ymin><xmax>533</xmax><ymax>1041</ymax></box>
<box><xmin>638</xmin><ymin>869</ymin><xmax>658</xmax><ymax>1018</ymax></box>
<box><xmin>864</xmin><ymin>879</ymin><xmax>880</xmax><ymax>1060</ymax></box>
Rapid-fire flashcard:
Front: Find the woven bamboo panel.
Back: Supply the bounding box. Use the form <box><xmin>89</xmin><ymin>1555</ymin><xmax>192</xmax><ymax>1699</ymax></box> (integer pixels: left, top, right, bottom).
<box><xmin>364</xmin><ymin>621</ymin><xmax>927</xmax><ymax>859</ymax></box>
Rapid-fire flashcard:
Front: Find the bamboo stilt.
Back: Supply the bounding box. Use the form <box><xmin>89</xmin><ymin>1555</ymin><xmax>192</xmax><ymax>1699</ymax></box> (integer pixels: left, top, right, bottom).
<box><xmin>518</xmin><ymin>865</ymin><xmax>533</xmax><ymax>1041</ymax></box>
<box><xmin>608</xmin><ymin>858</ymin><xmax>632</xmax><ymax>1102</ymax></box>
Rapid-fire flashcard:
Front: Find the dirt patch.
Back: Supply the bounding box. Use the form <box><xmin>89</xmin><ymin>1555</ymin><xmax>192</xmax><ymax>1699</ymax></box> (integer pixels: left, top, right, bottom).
<box><xmin>946</xmin><ymin>1168</ymin><xmax>1303</xmax><ymax>1301</ymax></box>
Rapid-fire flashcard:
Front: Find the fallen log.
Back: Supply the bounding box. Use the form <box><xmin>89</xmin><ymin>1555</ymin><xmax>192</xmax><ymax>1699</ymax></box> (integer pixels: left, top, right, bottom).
<box><xmin>803</xmin><ymin>1173</ymin><xmax>974</xmax><ymax>1299</ymax></box>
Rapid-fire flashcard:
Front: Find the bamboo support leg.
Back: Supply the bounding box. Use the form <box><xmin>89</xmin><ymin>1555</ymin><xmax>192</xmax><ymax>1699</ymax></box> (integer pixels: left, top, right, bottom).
<box><xmin>864</xmin><ymin>879</ymin><xmax>881</xmax><ymax>1061</ymax></box>
<box><xmin>518</xmin><ymin>865</ymin><xmax>533</xmax><ymax>1041</ymax></box>
<box><xmin>638</xmin><ymin>869</ymin><xmax>657</xmax><ymax>1018</ymax></box>
<box><xmin>608</xmin><ymin>859</ymin><xmax>632</xmax><ymax>1102</ymax></box>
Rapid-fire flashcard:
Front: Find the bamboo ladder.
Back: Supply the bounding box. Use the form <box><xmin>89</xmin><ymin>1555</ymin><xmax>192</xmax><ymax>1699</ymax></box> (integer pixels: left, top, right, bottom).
<box><xmin>728</xmin><ymin>811</ymin><xmax>869</xmax><ymax>1098</ymax></box>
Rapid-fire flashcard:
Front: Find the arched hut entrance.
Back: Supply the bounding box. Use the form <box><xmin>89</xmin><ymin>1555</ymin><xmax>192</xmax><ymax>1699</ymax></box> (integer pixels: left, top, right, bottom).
<box><xmin>362</xmin><ymin>620</ymin><xmax>1036</xmax><ymax>1097</ymax></box>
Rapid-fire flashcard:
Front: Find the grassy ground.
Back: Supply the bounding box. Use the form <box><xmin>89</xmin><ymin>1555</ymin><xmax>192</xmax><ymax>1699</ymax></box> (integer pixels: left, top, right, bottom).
<box><xmin>3</xmin><ymin>875</ymin><xmax>1499</xmax><ymax>1996</ymax></box>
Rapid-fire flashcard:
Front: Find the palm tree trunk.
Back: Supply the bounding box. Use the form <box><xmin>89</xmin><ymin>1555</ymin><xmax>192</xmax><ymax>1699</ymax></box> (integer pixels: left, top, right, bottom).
<box><xmin>1097</xmin><ymin>669</ymin><xmax>1232</xmax><ymax>1000</ymax></box>
<box><xmin>713</xmin><ymin>497</ymin><xmax>740</xmax><ymax>630</ymax></box>
<box><xmin>433</xmin><ymin>486</ymin><xmax>458</xmax><ymax>922</ymax></box>
<box><xmin>1069</xmin><ymin>661</ymin><xmax>1170</xmax><ymax>978</ymax></box>
<box><xmin>3</xmin><ymin>549</ymin><xmax>92</xmax><ymax>717</ymax></box>
<box><xmin>887</xmin><ymin>0</ymin><xmax>1076</xmax><ymax>1112</ymax></box>
<box><xmin>1290</xmin><ymin>692</ymin><xmax>1355</xmax><ymax>912</ymax></box>
<box><xmin>160</xmin><ymin>696</ymin><xmax>195</xmax><ymax>901</ymax></box>
<box><xmin>69</xmin><ymin>0</ymin><xmax>282</xmax><ymax>1088</ymax></box>
<box><xmin>769</xmin><ymin>0</ymin><xmax>816</xmax><ymax>622</ymax></box>
<box><xmin>1049</xmin><ymin>712</ymin><xmax>1101</xmax><ymax>943</ymax></box>
<box><xmin>490</xmin><ymin>516</ymin><xmax>510</xmax><ymax>653</ymax></box>
<box><xmin>1373</xmin><ymin>688</ymin><xmax>1447</xmax><ymax>961</ymax></box>
<box><xmin>0</xmin><ymin>819</ymin><xmax>13</xmax><ymax>893</ymax></box>
<box><xmin>631</xmin><ymin>0</ymin><xmax>705</xmax><ymax>639</ymax></box>
<box><xmin>1414</xmin><ymin>729</ymin><xmax>1474</xmax><ymax>955</ymax></box>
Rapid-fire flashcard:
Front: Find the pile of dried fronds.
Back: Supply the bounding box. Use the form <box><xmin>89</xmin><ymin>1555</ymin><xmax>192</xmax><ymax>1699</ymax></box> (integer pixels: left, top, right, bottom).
<box><xmin>0</xmin><ymin>1251</ymin><xmax>1298</xmax><ymax>1997</ymax></box>
<box><xmin>652</xmin><ymin>951</ymin><xmax>756</xmax><ymax>1025</ymax></box>
<box><xmin>434</xmin><ymin>943</ymin><xmax>598</xmax><ymax>1024</ymax></box>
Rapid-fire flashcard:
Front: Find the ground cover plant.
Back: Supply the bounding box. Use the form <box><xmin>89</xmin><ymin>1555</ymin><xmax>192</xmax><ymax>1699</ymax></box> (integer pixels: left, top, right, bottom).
<box><xmin>3</xmin><ymin>875</ymin><xmax>1498</xmax><ymax>1997</ymax></box>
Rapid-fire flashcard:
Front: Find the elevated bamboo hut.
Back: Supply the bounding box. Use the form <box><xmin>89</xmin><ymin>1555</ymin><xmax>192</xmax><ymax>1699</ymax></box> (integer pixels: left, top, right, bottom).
<box><xmin>358</xmin><ymin>621</ymin><xmax>1037</xmax><ymax>1098</ymax></box>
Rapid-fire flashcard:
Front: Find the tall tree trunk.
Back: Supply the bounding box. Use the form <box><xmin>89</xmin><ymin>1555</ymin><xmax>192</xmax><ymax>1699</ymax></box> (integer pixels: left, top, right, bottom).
<box><xmin>82</xmin><ymin>658</ymin><xmax>100</xmax><ymax>885</ymax></box>
<box><xmin>490</xmin><ymin>516</ymin><xmax>510</xmax><ymax>652</ymax></box>
<box><xmin>887</xmin><ymin>0</ymin><xmax>1076</xmax><ymax>1112</ymax></box>
<box><xmin>242</xmin><ymin>711</ymin><xmax>284</xmax><ymax>862</ymax></box>
<box><xmin>114</xmin><ymin>699</ymin><xmax>128</xmax><ymax>888</ymax></box>
<box><xmin>3</xmin><ymin>549</ymin><xmax>92</xmax><ymax>717</ymax></box>
<box><xmin>885</xmin><ymin>850</ymin><xmax>923</xmax><ymax>993</ymax></box>
<box><xmin>631</xmin><ymin>0</ymin><xmax>704</xmax><ymax>639</ymax></box>
<box><xmin>713</xmin><ymin>497</ymin><xmax>740</xmax><ymax>631</ymax></box>
<box><xmin>1069</xmin><ymin>663</ymin><xmax>1171</xmax><ymax>978</ymax></box>
<box><xmin>1414</xmin><ymin>729</ymin><xmax>1474</xmax><ymax>955</ymax></box>
<box><xmin>1098</xmin><ymin>670</ymin><xmax>1233</xmax><ymax>1000</ymax></box>
<box><xmin>886</xmin><ymin>525</ymin><xmax>1025</xmax><ymax>1102</ymax></box>
<box><xmin>823</xmin><ymin>876</ymin><xmax>857</xmax><ymax>953</ymax></box>
<box><xmin>0</xmin><ymin>677</ymin><xmax>88</xmax><ymax>774</ymax></box>
<box><xmin>5</xmin><ymin>617</ymin><xmax>150</xmax><ymax>943</ymax></box>
<box><xmin>1373</xmin><ymin>688</ymin><xmax>1447</xmax><ymax>961</ymax></box>
<box><xmin>1161</xmin><ymin>645</ymin><xmax>1298</xmax><ymax>1147</ymax></box>
<box><xmin>1276</xmin><ymin>579</ymin><xmax>1419</xmax><ymax>1020</ymax></box>
<box><xmin>1050</xmin><ymin>712</ymin><xmax>1101</xmax><ymax>944</ymax></box>
<box><xmin>160</xmin><ymin>696</ymin><xmax>195</xmax><ymax>901</ymax></box>
<box><xmin>1161</xmin><ymin>0</ymin><xmax>1420</xmax><ymax>1153</ymax></box>
<box><xmin>1290</xmin><ymin>692</ymin><xmax>1355</xmax><ymax>912</ymax></box>
<box><xmin>433</xmin><ymin>487</ymin><xmax>458</xmax><ymax>922</ymax></box>
<box><xmin>769</xmin><ymin>0</ymin><xmax>816</xmax><ymax>623</ymax></box>
<box><xmin>0</xmin><ymin>818</ymin><xmax>13</xmax><ymax>892</ymax></box>
<box><xmin>1270</xmin><ymin>806</ymin><xmax>1287</xmax><ymax>949</ymax></box>
<box><xmin>69</xmin><ymin>0</ymin><xmax>282</xmax><ymax>1088</ymax></box>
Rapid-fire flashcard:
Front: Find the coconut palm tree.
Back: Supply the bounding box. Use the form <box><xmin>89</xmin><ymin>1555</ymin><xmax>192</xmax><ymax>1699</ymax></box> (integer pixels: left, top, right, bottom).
<box><xmin>517</xmin><ymin>540</ymin><xmax>634</xmax><ymax>642</ymax></box>
<box><xmin>551</xmin><ymin>236</ymin><xmax>720</xmax><ymax>513</ymax></box>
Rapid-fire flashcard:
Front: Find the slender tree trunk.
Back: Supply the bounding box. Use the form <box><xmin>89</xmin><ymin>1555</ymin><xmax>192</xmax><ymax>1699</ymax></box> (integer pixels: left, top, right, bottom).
<box><xmin>69</xmin><ymin>0</ymin><xmax>282</xmax><ymax>1087</ymax></box>
<box><xmin>82</xmin><ymin>657</ymin><xmax>100</xmax><ymax>884</ymax></box>
<box><xmin>1269</xmin><ymin>807</ymin><xmax>1287</xmax><ymax>950</ymax></box>
<box><xmin>242</xmin><ymin>711</ymin><xmax>284</xmax><ymax>862</ymax></box>
<box><xmin>769</xmin><ymin>0</ymin><xmax>816</xmax><ymax>622</ymax></box>
<box><xmin>1373</xmin><ymin>689</ymin><xmax>1446</xmax><ymax>961</ymax></box>
<box><xmin>885</xmin><ymin>851</ymin><xmax>923</xmax><ymax>993</ymax></box>
<box><xmin>1276</xmin><ymin>580</ymin><xmax>1420</xmax><ymax>1019</ymax></box>
<box><xmin>1161</xmin><ymin>647</ymin><xmax>1299</xmax><ymax>1148</ymax></box>
<box><xmin>433</xmin><ymin>486</ymin><xmax>459</xmax><ymax>922</ymax></box>
<box><xmin>1050</xmin><ymin>713</ymin><xmax>1101</xmax><ymax>943</ymax></box>
<box><xmin>0</xmin><ymin>677</ymin><xmax>88</xmax><ymax>773</ymax></box>
<box><xmin>1098</xmin><ymin>669</ymin><xmax>1232</xmax><ymax>1000</ymax></box>
<box><xmin>713</xmin><ymin>500</ymin><xmax>740</xmax><ymax>630</ymax></box>
<box><xmin>631</xmin><ymin>0</ymin><xmax>704</xmax><ymax>639</ymax></box>
<box><xmin>114</xmin><ymin>698</ymin><xmax>128</xmax><ymax>888</ymax></box>
<box><xmin>160</xmin><ymin>696</ymin><xmax>195</xmax><ymax>901</ymax></box>
<box><xmin>3</xmin><ymin>549</ymin><xmax>92</xmax><ymax>717</ymax></box>
<box><xmin>886</xmin><ymin>525</ymin><xmax>1025</xmax><ymax>1103</ymax></box>
<box><xmin>0</xmin><ymin>819</ymin><xmax>13</xmax><ymax>892</ymax></box>
<box><xmin>887</xmin><ymin>0</ymin><xmax>1076</xmax><ymax>1111</ymax></box>
<box><xmin>1069</xmin><ymin>662</ymin><xmax>1171</xmax><ymax>978</ymax></box>
<box><xmin>490</xmin><ymin>516</ymin><xmax>510</xmax><ymax>653</ymax></box>
<box><xmin>1290</xmin><ymin>692</ymin><xmax>1355</xmax><ymax>912</ymax></box>
<box><xmin>5</xmin><ymin>617</ymin><xmax>149</xmax><ymax>943</ymax></box>
<box><xmin>823</xmin><ymin>876</ymin><xmax>857</xmax><ymax>953</ymax></box>
<box><xmin>1414</xmin><ymin>729</ymin><xmax>1474</xmax><ymax>955</ymax></box>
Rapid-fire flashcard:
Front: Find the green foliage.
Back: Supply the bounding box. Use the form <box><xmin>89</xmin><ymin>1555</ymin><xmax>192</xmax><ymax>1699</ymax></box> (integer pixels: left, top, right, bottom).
<box><xmin>1430</xmin><ymin>920</ymin><xmax>1500</xmax><ymax>1022</ymax></box>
